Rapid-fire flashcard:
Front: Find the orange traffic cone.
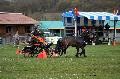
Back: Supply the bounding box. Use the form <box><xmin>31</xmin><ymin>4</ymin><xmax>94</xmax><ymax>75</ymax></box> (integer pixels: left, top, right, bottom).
<box><xmin>16</xmin><ymin>49</ymin><xmax>21</xmax><ymax>55</ymax></box>
<box><xmin>112</xmin><ymin>41</ymin><xmax>117</xmax><ymax>46</ymax></box>
<box><xmin>37</xmin><ymin>50</ymin><xmax>47</xmax><ymax>59</ymax></box>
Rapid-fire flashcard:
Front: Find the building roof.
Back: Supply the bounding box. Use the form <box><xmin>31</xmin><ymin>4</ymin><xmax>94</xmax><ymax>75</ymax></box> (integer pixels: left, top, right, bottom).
<box><xmin>38</xmin><ymin>21</ymin><xmax>64</xmax><ymax>29</ymax></box>
<box><xmin>104</xmin><ymin>20</ymin><xmax>120</xmax><ymax>29</ymax></box>
<box><xmin>62</xmin><ymin>11</ymin><xmax>120</xmax><ymax>20</ymax></box>
<box><xmin>0</xmin><ymin>12</ymin><xmax>38</xmax><ymax>24</ymax></box>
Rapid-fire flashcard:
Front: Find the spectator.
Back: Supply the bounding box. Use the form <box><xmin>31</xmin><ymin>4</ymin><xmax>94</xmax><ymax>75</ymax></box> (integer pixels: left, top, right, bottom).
<box><xmin>14</xmin><ymin>31</ymin><xmax>19</xmax><ymax>47</ymax></box>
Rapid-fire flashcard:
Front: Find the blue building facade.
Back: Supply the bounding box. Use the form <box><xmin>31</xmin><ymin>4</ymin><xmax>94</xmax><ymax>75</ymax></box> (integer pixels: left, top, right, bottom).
<box><xmin>38</xmin><ymin>21</ymin><xmax>64</xmax><ymax>37</ymax></box>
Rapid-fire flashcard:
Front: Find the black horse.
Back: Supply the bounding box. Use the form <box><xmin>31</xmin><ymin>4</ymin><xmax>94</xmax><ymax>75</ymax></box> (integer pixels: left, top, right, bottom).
<box><xmin>54</xmin><ymin>31</ymin><xmax>93</xmax><ymax>57</ymax></box>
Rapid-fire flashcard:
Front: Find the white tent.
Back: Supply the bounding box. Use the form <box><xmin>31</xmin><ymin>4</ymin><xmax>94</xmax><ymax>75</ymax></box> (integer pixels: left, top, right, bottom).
<box><xmin>62</xmin><ymin>11</ymin><xmax>120</xmax><ymax>42</ymax></box>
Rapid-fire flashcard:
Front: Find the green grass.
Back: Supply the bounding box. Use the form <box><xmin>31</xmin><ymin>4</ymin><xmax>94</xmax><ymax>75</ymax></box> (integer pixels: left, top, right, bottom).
<box><xmin>0</xmin><ymin>44</ymin><xmax>120</xmax><ymax>79</ymax></box>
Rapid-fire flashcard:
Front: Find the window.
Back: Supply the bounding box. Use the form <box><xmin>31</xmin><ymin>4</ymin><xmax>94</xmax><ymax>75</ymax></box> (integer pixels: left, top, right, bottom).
<box><xmin>6</xmin><ymin>26</ymin><xmax>11</xmax><ymax>33</ymax></box>
<box><xmin>25</xmin><ymin>26</ymin><xmax>31</xmax><ymax>33</ymax></box>
<box><xmin>67</xmin><ymin>17</ymin><xmax>72</xmax><ymax>23</ymax></box>
<box><xmin>55</xmin><ymin>29</ymin><xmax>60</xmax><ymax>33</ymax></box>
<box><xmin>117</xmin><ymin>10</ymin><xmax>120</xmax><ymax>15</ymax></box>
<box><xmin>66</xmin><ymin>27</ymin><xmax>75</xmax><ymax>29</ymax></box>
<box><xmin>91</xmin><ymin>20</ymin><xmax>96</xmax><ymax>26</ymax></box>
<box><xmin>66</xmin><ymin>29</ymin><xmax>74</xmax><ymax>33</ymax></box>
<box><xmin>116</xmin><ymin>29</ymin><xmax>120</xmax><ymax>33</ymax></box>
<box><xmin>84</xmin><ymin>17</ymin><xmax>88</xmax><ymax>26</ymax></box>
<box><xmin>52</xmin><ymin>29</ymin><xmax>60</xmax><ymax>36</ymax></box>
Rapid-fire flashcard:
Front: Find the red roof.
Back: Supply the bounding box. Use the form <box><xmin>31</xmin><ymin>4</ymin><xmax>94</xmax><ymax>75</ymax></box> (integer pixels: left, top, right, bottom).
<box><xmin>0</xmin><ymin>12</ymin><xmax>38</xmax><ymax>24</ymax></box>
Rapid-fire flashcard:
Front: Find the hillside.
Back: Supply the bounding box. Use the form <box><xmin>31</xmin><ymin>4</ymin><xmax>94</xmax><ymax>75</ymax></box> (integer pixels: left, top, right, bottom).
<box><xmin>0</xmin><ymin>0</ymin><xmax>120</xmax><ymax>20</ymax></box>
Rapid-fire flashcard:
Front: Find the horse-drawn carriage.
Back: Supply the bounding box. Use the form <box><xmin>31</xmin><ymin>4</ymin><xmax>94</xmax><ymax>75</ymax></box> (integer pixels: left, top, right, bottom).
<box><xmin>22</xmin><ymin>36</ymin><xmax>53</xmax><ymax>57</ymax></box>
<box><xmin>21</xmin><ymin>27</ymin><xmax>53</xmax><ymax>57</ymax></box>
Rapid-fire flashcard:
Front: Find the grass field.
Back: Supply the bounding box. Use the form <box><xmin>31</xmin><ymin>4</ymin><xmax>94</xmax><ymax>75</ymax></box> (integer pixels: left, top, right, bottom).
<box><xmin>0</xmin><ymin>44</ymin><xmax>120</xmax><ymax>79</ymax></box>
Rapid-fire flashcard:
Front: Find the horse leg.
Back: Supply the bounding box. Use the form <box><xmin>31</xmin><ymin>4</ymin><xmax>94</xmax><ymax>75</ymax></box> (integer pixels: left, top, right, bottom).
<box><xmin>80</xmin><ymin>48</ymin><xmax>87</xmax><ymax>57</ymax></box>
<box><xmin>75</xmin><ymin>47</ymin><xmax>79</xmax><ymax>57</ymax></box>
<box><xmin>64</xmin><ymin>48</ymin><xmax>67</xmax><ymax>57</ymax></box>
<box><xmin>64</xmin><ymin>45</ymin><xmax>70</xmax><ymax>57</ymax></box>
<box><xmin>60</xmin><ymin>48</ymin><xmax>66</xmax><ymax>56</ymax></box>
<box><xmin>60</xmin><ymin>49</ymin><xmax>64</xmax><ymax>56</ymax></box>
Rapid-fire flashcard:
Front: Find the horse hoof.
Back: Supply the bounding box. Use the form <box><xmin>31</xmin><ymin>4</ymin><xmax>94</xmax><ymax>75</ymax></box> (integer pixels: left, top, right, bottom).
<box><xmin>75</xmin><ymin>55</ymin><xmax>79</xmax><ymax>57</ymax></box>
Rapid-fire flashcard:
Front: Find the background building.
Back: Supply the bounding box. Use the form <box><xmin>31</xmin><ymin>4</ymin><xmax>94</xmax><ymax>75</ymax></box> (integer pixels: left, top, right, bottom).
<box><xmin>0</xmin><ymin>12</ymin><xmax>37</xmax><ymax>44</ymax></box>
<box><xmin>38</xmin><ymin>21</ymin><xmax>64</xmax><ymax>37</ymax></box>
<box><xmin>38</xmin><ymin>21</ymin><xmax>64</xmax><ymax>44</ymax></box>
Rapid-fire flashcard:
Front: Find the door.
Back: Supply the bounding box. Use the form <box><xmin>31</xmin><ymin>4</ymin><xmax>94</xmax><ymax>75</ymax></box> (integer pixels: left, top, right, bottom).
<box><xmin>5</xmin><ymin>25</ymin><xmax>13</xmax><ymax>44</ymax></box>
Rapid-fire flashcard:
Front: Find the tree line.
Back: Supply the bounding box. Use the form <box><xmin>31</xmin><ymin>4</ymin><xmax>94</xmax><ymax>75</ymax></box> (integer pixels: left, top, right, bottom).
<box><xmin>0</xmin><ymin>0</ymin><xmax>120</xmax><ymax>20</ymax></box>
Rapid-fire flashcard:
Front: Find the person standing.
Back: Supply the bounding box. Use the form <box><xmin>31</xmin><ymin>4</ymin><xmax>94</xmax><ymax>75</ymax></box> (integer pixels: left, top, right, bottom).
<box><xmin>14</xmin><ymin>31</ymin><xmax>19</xmax><ymax>47</ymax></box>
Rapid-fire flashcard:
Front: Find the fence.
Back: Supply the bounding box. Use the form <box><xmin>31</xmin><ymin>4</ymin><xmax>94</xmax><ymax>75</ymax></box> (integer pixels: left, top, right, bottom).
<box><xmin>1</xmin><ymin>35</ymin><xmax>28</xmax><ymax>45</ymax></box>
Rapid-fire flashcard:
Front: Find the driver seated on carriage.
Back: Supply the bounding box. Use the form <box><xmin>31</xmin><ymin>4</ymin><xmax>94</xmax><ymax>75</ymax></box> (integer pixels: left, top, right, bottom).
<box><xmin>30</xmin><ymin>27</ymin><xmax>48</xmax><ymax>45</ymax></box>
